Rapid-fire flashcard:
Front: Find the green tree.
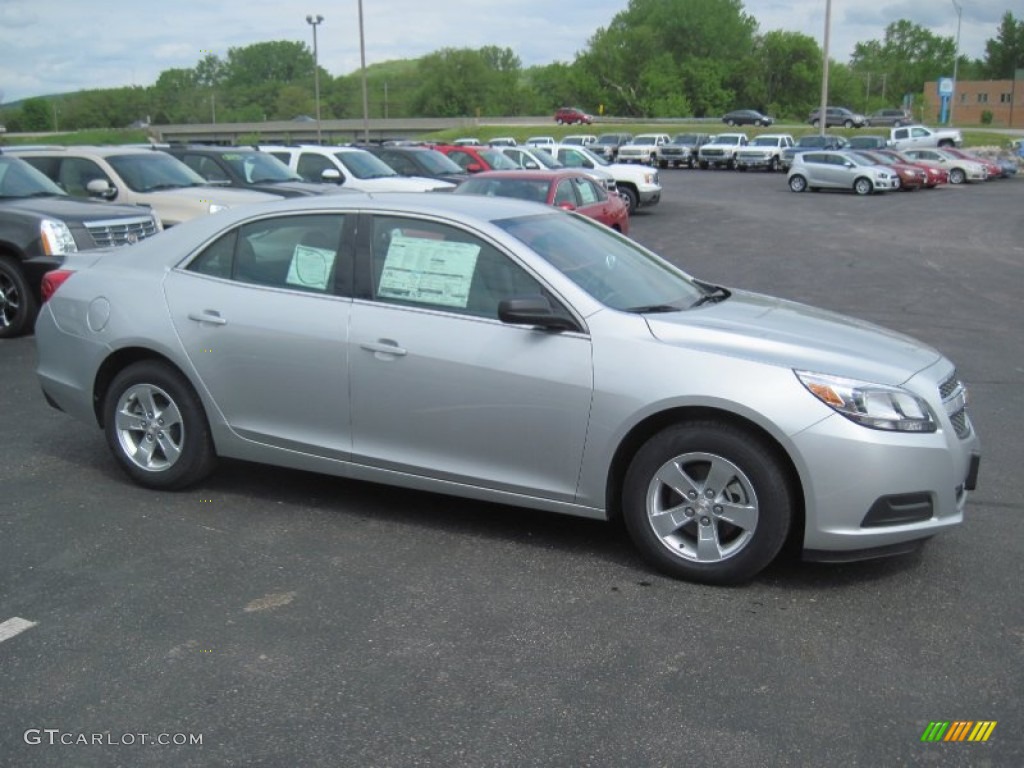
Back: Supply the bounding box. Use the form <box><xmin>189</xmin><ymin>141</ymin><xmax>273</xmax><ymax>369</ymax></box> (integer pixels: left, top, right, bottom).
<box><xmin>20</xmin><ymin>98</ymin><xmax>52</xmax><ymax>131</ymax></box>
<box><xmin>982</xmin><ymin>12</ymin><xmax>1024</xmax><ymax>79</ymax></box>
<box><xmin>850</xmin><ymin>20</ymin><xmax>955</xmax><ymax>106</ymax></box>
<box><xmin>746</xmin><ymin>30</ymin><xmax>822</xmax><ymax>119</ymax></box>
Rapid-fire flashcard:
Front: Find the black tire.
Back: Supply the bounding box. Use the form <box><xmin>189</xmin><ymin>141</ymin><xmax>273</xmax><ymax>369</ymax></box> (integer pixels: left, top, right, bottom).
<box><xmin>727</xmin><ymin>119</ymin><xmax>736</xmax><ymax>126</ymax></box>
<box><xmin>788</xmin><ymin>174</ymin><xmax>808</xmax><ymax>193</ymax></box>
<box><xmin>658</xmin><ymin>159</ymin><xmax>668</xmax><ymax>169</ymax></box>
<box><xmin>948</xmin><ymin>168</ymin><xmax>966</xmax><ymax>185</ymax></box>
<box><xmin>622</xmin><ymin>421</ymin><xmax>793</xmax><ymax>585</ymax></box>
<box><xmin>769</xmin><ymin>156</ymin><xmax>779</xmax><ymax>172</ymax></box>
<box><xmin>811</xmin><ymin>119</ymin><xmax>820</xmax><ymax>128</ymax></box>
<box><xmin>103</xmin><ymin>360</ymin><xmax>217</xmax><ymax>490</ymax></box>
<box><xmin>844</xmin><ymin>120</ymin><xmax>854</xmax><ymax>128</ymax></box>
<box><xmin>854</xmin><ymin>177</ymin><xmax>873</xmax><ymax>196</ymax></box>
<box><xmin>619</xmin><ymin>185</ymin><xmax>639</xmax><ymax>214</ymax></box>
<box><xmin>699</xmin><ymin>160</ymin><xmax>708</xmax><ymax>170</ymax></box>
<box><xmin>0</xmin><ymin>255</ymin><xmax>38</xmax><ymax>339</ymax></box>
<box><xmin>938</xmin><ymin>139</ymin><xmax>953</xmax><ymax>148</ymax></box>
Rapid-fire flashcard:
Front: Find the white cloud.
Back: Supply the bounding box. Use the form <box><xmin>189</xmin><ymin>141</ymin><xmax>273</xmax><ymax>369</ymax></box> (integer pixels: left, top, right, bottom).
<box><xmin>0</xmin><ymin>0</ymin><xmax>1015</xmax><ymax>103</ymax></box>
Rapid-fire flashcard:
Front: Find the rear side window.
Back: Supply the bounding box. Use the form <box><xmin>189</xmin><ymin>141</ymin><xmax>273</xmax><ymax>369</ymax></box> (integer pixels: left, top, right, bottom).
<box><xmin>187</xmin><ymin>214</ymin><xmax>348</xmax><ymax>295</ymax></box>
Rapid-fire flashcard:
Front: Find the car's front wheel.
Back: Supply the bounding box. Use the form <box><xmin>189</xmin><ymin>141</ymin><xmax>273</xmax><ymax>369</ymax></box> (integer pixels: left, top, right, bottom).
<box><xmin>948</xmin><ymin>168</ymin><xmax>966</xmax><ymax>184</ymax></box>
<box><xmin>844</xmin><ymin>120</ymin><xmax>854</xmax><ymax>128</ymax></box>
<box><xmin>622</xmin><ymin>421</ymin><xmax>793</xmax><ymax>585</ymax></box>
<box><xmin>811</xmin><ymin>119</ymin><xmax>821</xmax><ymax>128</ymax></box>
<box><xmin>618</xmin><ymin>185</ymin><xmax>639</xmax><ymax>214</ymax></box>
<box><xmin>103</xmin><ymin>361</ymin><xmax>217</xmax><ymax>490</ymax></box>
<box><xmin>854</xmin><ymin>177</ymin><xmax>874</xmax><ymax>195</ymax></box>
<box><xmin>788</xmin><ymin>174</ymin><xmax>808</xmax><ymax>192</ymax></box>
<box><xmin>0</xmin><ymin>256</ymin><xmax>38</xmax><ymax>339</ymax></box>
<box><xmin>727</xmin><ymin>119</ymin><xmax>736</xmax><ymax>126</ymax></box>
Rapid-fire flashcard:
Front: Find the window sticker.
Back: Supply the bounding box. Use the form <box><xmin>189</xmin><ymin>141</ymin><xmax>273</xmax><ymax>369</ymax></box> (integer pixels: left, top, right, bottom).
<box><xmin>377</xmin><ymin>235</ymin><xmax>480</xmax><ymax>308</ymax></box>
<box><xmin>286</xmin><ymin>244</ymin><xmax>336</xmax><ymax>291</ymax></box>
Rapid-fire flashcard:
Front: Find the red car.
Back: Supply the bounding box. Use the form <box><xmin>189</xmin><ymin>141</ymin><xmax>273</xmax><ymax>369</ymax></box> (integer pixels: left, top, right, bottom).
<box><xmin>554</xmin><ymin>107</ymin><xmax>593</xmax><ymax>125</ymax></box>
<box><xmin>874</xmin><ymin>149</ymin><xmax>947</xmax><ymax>187</ymax></box>
<box><xmin>432</xmin><ymin>144</ymin><xmax>520</xmax><ymax>173</ymax></box>
<box><xmin>852</xmin><ymin>150</ymin><xmax>928</xmax><ymax>191</ymax></box>
<box><xmin>452</xmin><ymin>169</ymin><xmax>630</xmax><ymax>234</ymax></box>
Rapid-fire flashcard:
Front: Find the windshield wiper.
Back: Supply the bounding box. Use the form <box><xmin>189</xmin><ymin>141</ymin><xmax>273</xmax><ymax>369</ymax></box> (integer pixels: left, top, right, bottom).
<box><xmin>623</xmin><ymin>303</ymin><xmax>683</xmax><ymax>314</ymax></box>
<box><xmin>689</xmin><ymin>285</ymin><xmax>730</xmax><ymax>308</ymax></box>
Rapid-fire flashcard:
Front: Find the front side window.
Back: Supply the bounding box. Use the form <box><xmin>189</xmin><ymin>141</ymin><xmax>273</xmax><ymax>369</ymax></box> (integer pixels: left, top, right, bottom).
<box><xmin>187</xmin><ymin>214</ymin><xmax>347</xmax><ymax>294</ymax></box>
<box><xmin>54</xmin><ymin>158</ymin><xmax>111</xmax><ymax>197</ymax></box>
<box><xmin>297</xmin><ymin>153</ymin><xmax>337</xmax><ymax>183</ymax></box>
<box><xmin>365</xmin><ymin>215</ymin><xmax>550</xmax><ymax>320</ymax></box>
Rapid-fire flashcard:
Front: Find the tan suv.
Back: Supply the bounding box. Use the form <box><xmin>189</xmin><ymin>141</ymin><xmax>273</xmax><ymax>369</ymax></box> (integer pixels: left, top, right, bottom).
<box><xmin>12</xmin><ymin>146</ymin><xmax>281</xmax><ymax>227</ymax></box>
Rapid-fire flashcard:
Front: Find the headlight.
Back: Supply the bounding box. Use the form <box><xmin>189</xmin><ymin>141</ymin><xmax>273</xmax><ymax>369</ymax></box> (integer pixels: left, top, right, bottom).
<box><xmin>208</xmin><ymin>203</ymin><xmax>229</xmax><ymax>214</ymax></box>
<box><xmin>40</xmin><ymin>219</ymin><xmax>78</xmax><ymax>256</ymax></box>
<box><xmin>795</xmin><ymin>370</ymin><xmax>937</xmax><ymax>432</ymax></box>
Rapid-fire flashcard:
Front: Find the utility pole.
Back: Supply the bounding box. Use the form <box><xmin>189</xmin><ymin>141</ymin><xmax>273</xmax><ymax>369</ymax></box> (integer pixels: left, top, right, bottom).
<box><xmin>818</xmin><ymin>0</ymin><xmax>832</xmax><ymax>136</ymax></box>
<box><xmin>950</xmin><ymin>0</ymin><xmax>962</xmax><ymax>125</ymax></box>
<box><xmin>358</xmin><ymin>0</ymin><xmax>369</xmax><ymax>144</ymax></box>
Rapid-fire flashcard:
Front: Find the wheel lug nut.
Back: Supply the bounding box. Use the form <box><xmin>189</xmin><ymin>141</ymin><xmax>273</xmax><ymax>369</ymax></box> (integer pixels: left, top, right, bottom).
<box><xmin>705</xmin><ymin>489</ymin><xmax>715</xmax><ymax>498</ymax></box>
<box><xmin>700</xmin><ymin>516</ymin><xmax>711</xmax><ymax>526</ymax></box>
<box><xmin>713</xmin><ymin>505</ymin><xmax>723</xmax><ymax>514</ymax></box>
<box><xmin>687</xmin><ymin>491</ymin><xmax>697</xmax><ymax>500</ymax></box>
<box><xmin>684</xmin><ymin>507</ymin><xmax>695</xmax><ymax>517</ymax></box>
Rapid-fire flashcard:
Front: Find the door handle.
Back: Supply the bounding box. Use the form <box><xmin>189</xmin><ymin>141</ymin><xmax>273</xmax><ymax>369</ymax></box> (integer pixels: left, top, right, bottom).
<box><xmin>360</xmin><ymin>340</ymin><xmax>407</xmax><ymax>357</ymax></box>
<box><xmin>188</xmin><ymin>311</ymin><xmax>227</xmax><ymax>326</ymax></box>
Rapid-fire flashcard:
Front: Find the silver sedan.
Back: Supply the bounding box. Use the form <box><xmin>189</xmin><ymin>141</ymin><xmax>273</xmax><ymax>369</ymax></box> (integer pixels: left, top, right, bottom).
<box><xmin>35</xmin><ymin>194</ymin><xmax>981</xmax><ymax>584</ymax></box>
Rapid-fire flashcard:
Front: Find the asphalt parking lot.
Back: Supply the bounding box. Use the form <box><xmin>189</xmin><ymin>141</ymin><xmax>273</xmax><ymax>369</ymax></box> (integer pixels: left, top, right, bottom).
<box><xmin>1</xmin><ymin>169</ymin><xmax>1022</xmax><ymax>767</ymax></box>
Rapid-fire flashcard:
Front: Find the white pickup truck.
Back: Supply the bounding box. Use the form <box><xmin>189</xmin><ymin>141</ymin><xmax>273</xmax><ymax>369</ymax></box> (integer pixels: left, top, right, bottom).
<box><xmin>888</xmin><ymin>125</ymin><xmax>962</xmax><ymax>150</ymax></box>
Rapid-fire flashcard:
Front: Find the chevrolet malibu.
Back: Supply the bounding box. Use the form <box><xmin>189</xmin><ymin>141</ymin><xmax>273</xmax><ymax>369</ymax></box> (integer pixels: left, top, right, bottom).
<box><xmin>35</xmin><ymin>195</ymin><xmax>980</xmax><ymax>584</ymax></box>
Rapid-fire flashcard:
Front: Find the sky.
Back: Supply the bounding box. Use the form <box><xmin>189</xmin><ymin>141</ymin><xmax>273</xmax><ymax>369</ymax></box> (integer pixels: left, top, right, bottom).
<box><xmin>0</xmin><ymin>0</ymin><xmax>1014</xmax><ymax>104</ymax></box>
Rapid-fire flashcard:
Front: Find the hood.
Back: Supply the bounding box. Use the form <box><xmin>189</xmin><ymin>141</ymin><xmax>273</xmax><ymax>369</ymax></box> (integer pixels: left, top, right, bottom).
<box><xmin>245</xmin><ymin>180</ymin><xmax>351</xmax><ymax>197</ymax></box>
<box><xmin>644</xmin><ymin>289</ymin><xmax>941</xmax><ymax>386</ymax></box>
<box><xmin>2</xmin><ymin>196</ymin><xmax>153</xmax><ymax>222</ymax></box>
<box><xmin>143</xmin><ymin>186</ymin><xmax>282</xmax><ymax>204</ymax></box>
<box><xmin>352</xmin><ymin>177</ymin><xmax>455</xmax><ymax>193</ymax></box>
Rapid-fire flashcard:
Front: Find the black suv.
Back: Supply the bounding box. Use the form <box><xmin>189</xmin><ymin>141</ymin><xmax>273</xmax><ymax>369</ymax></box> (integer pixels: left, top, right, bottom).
<box><xmin>162</xmin><ymin>145</ymin><xmax>343</xmax><ymax>197</ymax></box>
<box><xmin>363</xmin><ymin>146</ymin><xmax>469</xmax><ymax>185</ymax></box>
<box><xmin>592</xmin><ymin>133</ymin><xmax>634</xmax><ymax>161</ymax></box>
<box><xmin>0</xmin><ymin>153</ymin><xmax>160</xmax><ymax>337</ymax></box>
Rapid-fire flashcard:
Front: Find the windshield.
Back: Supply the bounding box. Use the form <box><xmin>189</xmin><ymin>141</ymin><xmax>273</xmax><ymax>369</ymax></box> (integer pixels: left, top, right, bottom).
<box><xmin>560</xmin><ymin>147</ymin><xmax>611</xmax><ymax>168</ymax></box>
<box><xmin>454</xmin><ymin>177</ymin><xmax>550</xmax><ymax>203</ymax></box>
<box><xmin>494</xmin><ymin>212</ymin><xmax>705</xmax><ymax>311</ymax></box>
<box><xmin>596</xmin><ymin>135</ymin><xmax>625</xmax><ymax>145</ymax></box>
<box><xmin>672</xmin><ymin>135</ymin><xmax>699</xmax><ymax>144</ymax></box>
<box><xmin>751</xmin><ymin>137</ymin><xmax>779</xmax><ymax>147</ymax></box>
<box><xmin>108</xmin><ymin>153</ymin><xmax>207</xmax><ymax>192</ymax></box>
<box><xmin>221</xmin><ymin>152</ymin><xmax>301</xmax><ymax>183</ymax></box>
<box><xmin>845</xmin><ymin>154</ymin><xmax>876</xmax><ymax>167</ymax></box>
<box><xmin>414</xmin><ymin>150</ymin><xmax>464</xmax><ymax>174</ymax></box>
<box><xmin>337</xmin><ymin>151</ymin><xmax>399</xmax><ymax>180</ymax></box>
<box><xmin>0</xmin><ymin>157</ymin><xmax>67</xmax><ymax>198</ymax></box>
<box><xmin>477</xmin><ymin>149</ymin><xmax>519</xmax><ymax>170</ymax></box>
<box><xmin>528</xmin><ymin>149</ymin><xmax>562</xmax><ymax>169</ymax></box>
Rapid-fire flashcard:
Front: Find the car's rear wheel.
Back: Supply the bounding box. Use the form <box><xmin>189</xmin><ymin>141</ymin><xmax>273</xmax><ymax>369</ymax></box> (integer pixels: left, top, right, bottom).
<box><xmin>948</xmin><ymin>168</ymin><xmax>966</xmax><ymax>184</ymax></box>
<box><xmin>104</xmin><ymin>361</ymin><xmax>217</xmax><ymax>490</ymax></box>
<box><xmin>811</xmin><ymin>119</ymin><xmax>820</xmax><ymax>128</ymax></box>
<box><xmin>854</xmin><ymin>177</ymin><xmax>873</xmax><ymax>195</ymax></box>
<box><xmin>769</xmin><ymin>157</ymin><xmax>779</xmax><ymax>172</ymax></box>
<box><xmin>727</xmin><ymin>119</ymin><xmax>736</xmax><ymax>126</ymax></box>
<box><xmin>788</xmin><ymin>174</ymin><xmax>808</xmax><ymax>192</ymax></box>
<box><xmin>0</xmin><ymin>256</ymin><xmax>38</xmax><ymax>339</ymax></box>
<box><xmin>622</xmin><ymin>421</ymin><xmax>793</xmax><ymax>585</ymax></box>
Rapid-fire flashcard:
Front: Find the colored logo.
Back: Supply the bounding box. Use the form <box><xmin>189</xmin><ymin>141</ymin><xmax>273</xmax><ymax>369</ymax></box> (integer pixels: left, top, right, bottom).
<box><xmin>921</xmin><ymin>721</ymin><xmax>997</xmax><ymax>742</ymax></box>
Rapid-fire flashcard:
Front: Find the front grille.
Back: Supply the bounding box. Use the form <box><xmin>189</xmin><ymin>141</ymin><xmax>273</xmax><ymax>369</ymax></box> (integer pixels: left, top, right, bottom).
<box><xmin>938</xmin><ymin>371</ymin><xmax>972</xmax><ymax>439</ymax></box>
<box><xmin>86</xmin><ymin>215</ymin><xmax>159</xmax><ymax>248</ymax></box>
<box><xmin>702</xmin><ymin>149</ymin><xmax>724</xmax><ymax>157</ymax></box>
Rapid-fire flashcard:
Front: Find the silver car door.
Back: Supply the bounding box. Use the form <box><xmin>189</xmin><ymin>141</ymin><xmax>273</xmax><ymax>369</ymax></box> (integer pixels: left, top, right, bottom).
<box><xmin>164</xmin><ymin>213</ymin><xmax>353</xmax><ymax>457</ymax></box>
<box><xmin>349</xmin><ymin>214</ymin><xmax>593</xmax><ymax>501</ymax></box>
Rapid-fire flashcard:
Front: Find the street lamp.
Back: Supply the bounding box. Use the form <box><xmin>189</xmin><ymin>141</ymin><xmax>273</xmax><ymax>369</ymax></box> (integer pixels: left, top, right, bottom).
<box><xmin>818</xmin><ymin>0</ymin><xmax>832</xmax><ymax>137</ymax></box>
<box><xmin>306</xmin><ymin>14</ymin><xmax>324</xmax><ymax>143</ymax></box>
<box><xmin>358</xmin><ymin>0</ymin><xmax>369</xmax><ymax>143</ymax></box>
<box><xmin>950</xmin><ymin>0</ymin><xmax>962</xmax><ymax>126</ymax></box>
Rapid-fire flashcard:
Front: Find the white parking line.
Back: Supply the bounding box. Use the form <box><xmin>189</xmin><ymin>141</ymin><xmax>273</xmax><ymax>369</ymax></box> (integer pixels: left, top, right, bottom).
<box><xmin>0</xmin><ymin>617</ymin><xmax>38</xmax><ymax>643</ymax></box>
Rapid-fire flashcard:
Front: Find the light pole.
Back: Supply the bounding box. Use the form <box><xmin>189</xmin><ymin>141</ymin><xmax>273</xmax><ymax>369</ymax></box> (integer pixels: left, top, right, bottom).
<box><xmin>358</xmin><ymin>0</ymin><xmax>369</xmax><ymax>144</ymax></box>
<box><xmin>818</xmin><ymin>0</ymin><xmax>832</xmax><ymax>137</ymax></box>
<box><xmin>950</xmin><ymin>0</ymin><xmax>962</xmax><ymax>125</ymax></box>
<box><xmin>306</xmin><ymin>14</ymin><xmax>324</xmax><ymax>143</ymax></box>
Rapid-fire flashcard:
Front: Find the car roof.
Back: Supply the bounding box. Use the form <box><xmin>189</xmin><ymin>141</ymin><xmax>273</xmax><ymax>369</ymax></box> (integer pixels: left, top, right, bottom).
<box><xmin>10</xmin><ymin>145</ymin><xmax>166</xmax><ymax>157</ymax></box>
<box><xmin>460</xmin><ymin>169</ymin><xmax>586</xmax><ymax>181</ymax></box>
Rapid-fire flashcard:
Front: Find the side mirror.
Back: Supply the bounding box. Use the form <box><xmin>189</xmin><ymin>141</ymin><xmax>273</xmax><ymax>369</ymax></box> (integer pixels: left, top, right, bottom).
<box><xmin>467</xmin><ymin>163</ymin><xmax>483</xmax><ymax>173</ymax></box>
<box><xmin>524</xmin><ymin>161</ymin><xmax>540</xmax><ymax>170</ymax></box>
<box><xmin>321</xmin><ymin>169</ymin><xmax>342</xmax><ymax>184</ymax></box>
<box><xmin>498</xmin><ymin>296</ymin><xmax>579</xmax><ymax>332</ymax></box>
<box><xmin>557</xmin><ymin>202</ymin><xmax>576</xmax><ymax>211</ymax></box>
<box><xmin>86</xmin><ymin>179</ymin><xmax>117</xmax><ymax>200</ymax></box>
